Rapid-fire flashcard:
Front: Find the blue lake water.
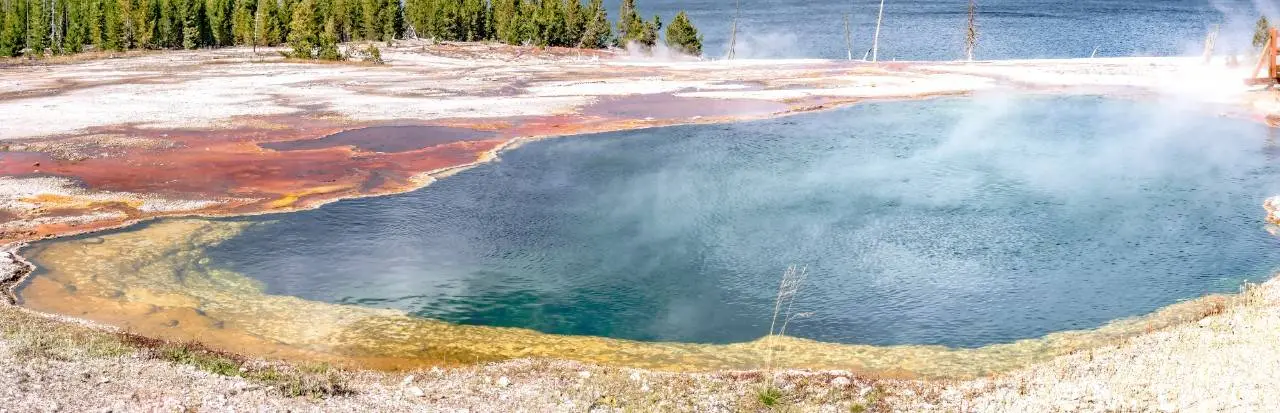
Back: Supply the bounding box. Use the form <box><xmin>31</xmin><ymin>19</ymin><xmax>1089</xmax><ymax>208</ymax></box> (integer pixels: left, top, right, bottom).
<box><xmin>606</xmin><ymin>0</ymin><xmax>1270</xmax><ymax>60</ymax></box>
<box><xmin>202</xmin><ymin>95</ymin><xmax>1280</xmax><ymax>348</ymax></box>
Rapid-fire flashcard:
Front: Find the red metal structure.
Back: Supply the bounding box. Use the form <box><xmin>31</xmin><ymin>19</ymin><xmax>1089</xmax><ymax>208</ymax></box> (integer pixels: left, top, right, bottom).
<box><xmin>1249</xmin><ymin>27</ymin><xmax>1280</xmax><ymax>86</ymax></box>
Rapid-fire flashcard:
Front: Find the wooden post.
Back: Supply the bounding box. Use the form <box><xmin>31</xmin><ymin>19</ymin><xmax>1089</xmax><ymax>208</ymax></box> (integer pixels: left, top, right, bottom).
<box><xmin>843</xmin><ymin>14</ymin><xmax>852</xmax><ymax>61</ymax></box>
<box><xmin>1271</xmin><ymin>27</ymin><xmax>1278</xmax><ymax>80</ymax></box>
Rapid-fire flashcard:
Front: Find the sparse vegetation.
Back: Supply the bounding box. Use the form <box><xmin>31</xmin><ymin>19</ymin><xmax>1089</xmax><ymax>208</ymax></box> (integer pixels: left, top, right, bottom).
<box><xmin>756</xmin><ymin>385</ymin><xmax>785</xmax><ymax>407</ymax></box>
<box><xmin>362</xmin><ymin>43</ymin><xmax>383</xmax><ymax>63</ymax></box>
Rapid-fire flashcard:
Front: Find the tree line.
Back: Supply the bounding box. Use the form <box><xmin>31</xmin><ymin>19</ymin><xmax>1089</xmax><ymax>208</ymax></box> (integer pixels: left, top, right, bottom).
<box><xmin>0</xmin><ymin>0</ymin><xmax>701</xmax><ymax>59</ymax></box>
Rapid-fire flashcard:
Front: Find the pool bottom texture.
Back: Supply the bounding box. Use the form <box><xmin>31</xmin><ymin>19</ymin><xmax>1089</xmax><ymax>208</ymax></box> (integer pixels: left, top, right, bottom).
<box><xmin>18</xmin><ymin>94</ymin><xmax>1280</xmax><ymax>376</ymax></box>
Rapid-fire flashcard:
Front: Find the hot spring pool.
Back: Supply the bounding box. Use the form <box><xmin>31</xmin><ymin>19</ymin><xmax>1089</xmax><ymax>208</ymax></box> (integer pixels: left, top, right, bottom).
<box><xmin>19</xmin><ymin>94</ymin><xmax>1280</xmax><ymax>372</ymax></box>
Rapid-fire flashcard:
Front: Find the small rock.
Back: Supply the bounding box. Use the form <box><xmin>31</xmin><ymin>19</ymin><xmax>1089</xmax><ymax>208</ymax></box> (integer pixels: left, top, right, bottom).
<box><xmin>401</xmin><ymin>375</ymin><xmax>416</xmax><ymax>386</ymax></box>
<box><xmin>640</xmin><ymin>383</ymin><xmax>651</xmax><ymax>392</ymax></box>
<box><xmin>832</xmin><ymin>376</ymin><xmax>852</xmax><ymax>388</ymax></box>
<box><xmin>1198</xmin><ymin>318</ymin><xmax>1211</xmax><ymax>327</ymax></box>
<box><xmin>578</xmin><ymin>371</ymin><xmax>591</xmax><ymax>379</ymax></box>
<box><xmin>496</xmin><ymin>376</ymin><xmax>511</xmax><ymax>387</ymax></box>
<box><xmin>629</xmin><ymin>372</ymin><xmax>642</xmax><ymax>382</ymax></box>
<box><xmin>403</xmin><ymin>386</ymin><xmax>425</xmax><ymax>398</ymax></box>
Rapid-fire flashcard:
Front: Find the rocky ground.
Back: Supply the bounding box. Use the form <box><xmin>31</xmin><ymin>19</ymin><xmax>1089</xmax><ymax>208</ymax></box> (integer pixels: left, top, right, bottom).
<box><xmin>1</xmin><ymin>276</ymin><xmax>1276</xmax><ymax>412</ymax></box>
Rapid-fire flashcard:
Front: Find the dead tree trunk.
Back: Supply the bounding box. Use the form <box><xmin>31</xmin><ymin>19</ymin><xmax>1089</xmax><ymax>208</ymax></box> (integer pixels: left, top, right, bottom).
<box><xmin>843</xmin><ymin>14</ymin><xmax>852</xmax><ymax>60</ymax></box>
<box><xmin>872</xmin><ymin>0</ymin><xmax>884</xmax><ymax>62</ymax></box>
<box><xmin>964</xmin><ymin>0</ymin><xmax>977</xmax><ymax>61</ymax></box>
<box><xmin>728</xmin><ymin>0</ymin><xmax>740</xmax><ymax>59</ymax></box>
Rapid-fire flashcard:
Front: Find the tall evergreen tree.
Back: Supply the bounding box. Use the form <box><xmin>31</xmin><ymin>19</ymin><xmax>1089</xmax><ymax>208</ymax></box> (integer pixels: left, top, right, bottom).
<box><xmin>515</xmin><ymin>0</ymin><xmax>535</xmax><ymax>44</ymax></box>
<box><xmin>277</xmin><ymin>0</ymin><xmax>293</xmax><ymax>41</ymax></box>
<box><xmin>615</xmin><ymin>0</ymin><xmax>637</xmax><ymax>46</ymax></box>
<box><xmin>207</xmin><ymin>0</ymin><xmax>232</xmax><ymax>45</ymax></box>
<box><xmin>460</xmin><ymin>0</ymin><xmax>486</xmax><ymax>41</ymax></box>
<box><xmin>29</xmin><ymin>0</ymin><xmax>51</xmax><ymax>54</ymax></box>
<box><xmin>230</xmin><ymin>0</ymin><xmax>253</xmax><ymax>44</ymax></box>
<box><xmin>0</xmin><ymin>0</ymin><xmax>24</xmax><ymax>56</ymax></box>
<box><xmin>87</xmin><ymin>0</ymin><xmax>104</xmax><ymax>48</ymax></box>
<box><xmin>579</xmin><ymin>0</ymin><xmax>609</xmax><ymax>48</ymax></box>
<box><xmin>492</xmin><ymin>0</ymin><xmax>518</xmax><ymax>44</ymax></box>
<box><xmin>252</xmin><ymin>0</ymin><xmax>279</xmax><ymax>45</ymax></box>
<box><xmin>317</xmin><ymin>11</ymin><xmax>340</xmax><ymax>58</ymax></box>
<box><xmin>534</xmin><ymin>0</ymin><xmax>564</xmax><ymax>46</ymax></box>
<box><xmin>103</xmin><ymin>0</ymin><xmax>123</xmax><ymax>50</ymax></box>
<box><xmin>65</xmin><ymin>0</ymin><xmax>89</xmax><ymax>52</ymax></box>
<box><xmin>136</xmin><ymin>0</ymin><xmax>161</xmax><ymax>48</ymax></box>
<box><xmin>287</xmin><ymin>0</ymin><xmax>316</xmax><ymax>57</ymax></box>
<box><xmin>664</xmin><ymin>10</ymin><xmax>700</xmax><ymax>56</ymax></box>
<box><xmin>181</xmin><ymin>0</ymin><xmax>207</xmax><ymax>49</ymax></box>
<box><xmin>358</xmin><ymin>0</ymin><xmax>377</xmax><ymax>40</ymax></box>
<box><xmin>159</xmin><ymin>0</ymin><xmax>180</xmax><ymax>47</ymax></box>
<box><xmin>379</xmin><ymin>0</ymin><xmax>399</xmax><ymax>41</ymax></box>
<box><xmin>118</xmin><ymin>0</ymin><xmax>139</xmax><ymax>49</ymax></box>
<box><xmin>562</xmin><ymin>0</ymin><xmax>582</xmax><ymax>47</ymax></box>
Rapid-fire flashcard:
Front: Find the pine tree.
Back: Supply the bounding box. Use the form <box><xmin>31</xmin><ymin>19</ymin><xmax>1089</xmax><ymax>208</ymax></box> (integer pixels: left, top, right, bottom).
<box><xmin>317</xmin><ymin>12</ymin><xmax>340</xmax><ymax>58</ymax></box>
<box><xmin>562</xmin><ymin>0</ymin><xmax>582</xmax><ymax>47</ymax></box>
<box><xmin>231</xmin><ymin>0</ymin><xmax>253</xmax><ymax>44</ymax></box>
<box><xmin>515</xmin><ymin>0</ymin><xmax>535</xmax><ymax>44</ymax></box>
<box><xmin>206</xmin><ymin>0</ymin><xmax>231</xmax><ymax>45</ymax></box>
<box><xmin>0</xmin><ymin>0</ymin><xmax>24</xmax><ymax>57</ymax></box>
<box><xmin>615</xmin><ymin>0</ymin><xmax>637</xmax><ymax>46</ymax></box>
<box><xmin>64</xmin><ymin>0</ymin><xmax>89</xmax><ymax>52</ymax></box>
<box><xmin>579</xmin><ymin>0</ymin><xmax>608</xmax><ymax>48</ymax></box>
<box><xmin>358</xmin><ymin>0</ymin><xmax>377</xmax><ymax>40</ymax></box>
<box><xmin>181</xmin><ymin>0</ymin><xmax>207</xmax><ymax>49</ymax></box>
<box><xmin>118</xmin><ymin>0</ymin><xmax>137</xmax><ymax>49</ymax></box>
<box><xmin>88</xmin><ymin>0</ymin><xmax>104</xmax><ymax>48</ymax></box>
<box><xmin>492</xmin><ymin>0</ymin><xmax>518</xmax><ymax>44</ymax></box>
<box><xmin>159</xmin><ymin>0</ymin><xmax>180</xmax><ymax>47</ymax></box>
<box><xmin>137</xmin><ymin>0</ymin><xmax>161</xmax><ymax>48</ymax></box>
<box><xmin>29</xmin><ymin>0</ymin><xmax>50</xmax><ymax>55</ymax></box>
<box><xmin>103</xmin><ymin>0</ymin><xmax>123</xmax><ymax>50</ymax></box>
<box><xmin>664</xmin><ymin>10</ymin><xmax>700</xmax><ymax>56</ymax></box>
<box><xmin>535</xmin><ymin>0</ymin><xmax>564</xmax><ymax>46</ymax></box>
<box><xmin>287</xmin><ymin>0</ymin><xmax>316</xmax><ymax>57</ymax></box>
<box><xmin>277</xmin><ymin>0</ymin><xmax>293</xmax><ymax>41</ymax></box>
<box><xmin>460</xmin><ymin>0</ymin><xmax>486</xmax><ymax>41</ymax></box>
<box><xmin>380</xmin><ymin>0</ymin><xmax>399</xmax><ymax>41</ymax></box>
<box><xmin>252</xmin><ymin>0</ymin><xmax>279</xmax><ymax>45</ymax></box>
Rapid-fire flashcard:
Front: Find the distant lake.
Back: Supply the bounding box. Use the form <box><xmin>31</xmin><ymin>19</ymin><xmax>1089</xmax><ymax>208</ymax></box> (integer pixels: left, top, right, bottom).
<box><xmin>604</xmin><ymin>0</ymin><xmax>1269</xmax><ymax>60</ymax></box>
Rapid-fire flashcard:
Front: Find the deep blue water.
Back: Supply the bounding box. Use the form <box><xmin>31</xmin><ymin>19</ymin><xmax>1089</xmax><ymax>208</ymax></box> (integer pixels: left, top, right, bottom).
<box><xmin>604</xmin><ymin>0</ymin><xmax>1273</xmax><ymax>60</ymax></box>
<box><xmin>204</xmin><ymin>95</ymin><xmax>1280</xmax><ymax>347</ymax></box>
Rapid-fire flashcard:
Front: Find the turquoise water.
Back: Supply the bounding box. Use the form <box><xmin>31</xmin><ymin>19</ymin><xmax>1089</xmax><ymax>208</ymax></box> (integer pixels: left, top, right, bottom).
<box><xmin>205</xmin><ymin>95</ymin><xmax>1280</xmax><ymax>347</ymax></box>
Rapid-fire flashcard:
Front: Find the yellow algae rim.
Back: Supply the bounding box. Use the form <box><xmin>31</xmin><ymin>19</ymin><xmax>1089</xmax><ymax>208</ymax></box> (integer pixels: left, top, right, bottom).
<box><xmin>16</xmin><ymin>218</ymin><xmax>1246</xmax><ymax>379</ymax></box>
